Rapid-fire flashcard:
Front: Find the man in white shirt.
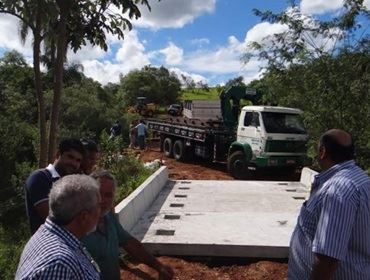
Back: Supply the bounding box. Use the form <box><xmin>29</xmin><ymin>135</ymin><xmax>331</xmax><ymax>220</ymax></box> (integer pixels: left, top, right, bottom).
<box><xmin>25</xmin><ymin>138</ymin><xmax>85</xmax><ymax>234</ymax></box>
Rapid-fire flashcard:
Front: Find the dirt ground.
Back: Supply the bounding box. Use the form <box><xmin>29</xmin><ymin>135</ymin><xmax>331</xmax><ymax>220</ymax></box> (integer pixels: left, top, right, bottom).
<box><xmin>120</xmin><ymin>140</ymin><xmax>289</xmax><ymax>279</ymax></box>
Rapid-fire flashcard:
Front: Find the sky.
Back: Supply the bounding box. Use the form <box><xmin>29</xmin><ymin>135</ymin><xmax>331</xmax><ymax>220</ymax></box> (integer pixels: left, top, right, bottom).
<box><xmin>0</xmin><ymin>0</ymin><xmax>369</xmax><ymax>86</ymax></box>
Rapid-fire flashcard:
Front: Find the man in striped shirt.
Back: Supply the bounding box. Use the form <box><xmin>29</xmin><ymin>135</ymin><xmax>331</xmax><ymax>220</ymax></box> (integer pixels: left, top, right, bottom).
<box><xmin>16</xmin><ymin>175</ymin><xmax>101</xmax><ymax>279</ymax></box>
<box><xmin>288</xmin><ymin>129</ymin><xmax>370</xmax><ymax>279</ymax></box>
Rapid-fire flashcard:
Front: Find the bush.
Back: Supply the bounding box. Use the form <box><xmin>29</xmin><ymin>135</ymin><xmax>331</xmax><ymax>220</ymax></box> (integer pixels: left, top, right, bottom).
<box><xmin>0</xmin><ymin>222</ymin><xmax>29</xmax><ymax>280</ymax></box>
<box><xmin>98</xmin><ymin>131</ymin><xmax>154</xmax><ymax>204</ymax></box>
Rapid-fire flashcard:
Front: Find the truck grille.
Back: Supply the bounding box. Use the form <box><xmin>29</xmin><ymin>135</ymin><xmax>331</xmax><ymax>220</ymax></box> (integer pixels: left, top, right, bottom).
<box><xmin>265</xmin><ymin>140</ymin><xmax>306</xmax><ymax>153</ymax></box>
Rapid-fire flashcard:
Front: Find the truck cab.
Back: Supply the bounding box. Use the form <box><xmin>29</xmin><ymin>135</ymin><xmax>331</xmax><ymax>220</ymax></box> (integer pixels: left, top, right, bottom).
<box><xmin>228</xmin><ymin>106</ymin><xmax>308</xmax><ymax>179</ymax></box>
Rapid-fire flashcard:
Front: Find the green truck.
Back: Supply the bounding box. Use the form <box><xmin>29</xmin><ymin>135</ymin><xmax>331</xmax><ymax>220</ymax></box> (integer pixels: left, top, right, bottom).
<box><xmin>146</xmin><ymin>85</ymin><xmax>308</xmax><ymax>179</ymax></box>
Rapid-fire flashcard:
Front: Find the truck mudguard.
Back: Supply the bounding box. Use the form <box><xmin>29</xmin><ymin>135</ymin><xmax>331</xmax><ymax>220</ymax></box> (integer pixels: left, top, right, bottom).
<box><xmin>228</xmin><ymin>142</ymin><xmax>253</xmax><ymax>162</ymax></box>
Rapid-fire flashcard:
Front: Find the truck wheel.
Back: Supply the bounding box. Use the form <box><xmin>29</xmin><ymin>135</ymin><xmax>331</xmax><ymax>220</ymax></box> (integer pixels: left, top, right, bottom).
<box><xmin>173</xmin><ymin>140</ymin><xmax>185</xmax><ymax>161</ymax></box>
<box><xmin>163</xmin><ymin>138</ymin><xmax>173</xmax><ymax>158</ymax></box>
<box><xmin>228</xmin><ymin>151</ymin><xmax>248</xmax><ymax>179</ymax></box>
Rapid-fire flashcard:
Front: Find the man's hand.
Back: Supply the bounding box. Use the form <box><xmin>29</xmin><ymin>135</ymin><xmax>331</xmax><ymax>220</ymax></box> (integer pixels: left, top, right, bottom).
<box><xmin>158</xmin><ymin>264</ymin><xmax>174</xmax><ymax>280</ymax></box>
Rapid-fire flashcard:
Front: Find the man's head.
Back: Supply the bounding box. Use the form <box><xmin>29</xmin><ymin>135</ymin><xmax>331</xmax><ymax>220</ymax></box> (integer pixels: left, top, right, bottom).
<box><xmin>91</xmin><ymin>170</ymin><xmax>116</xmax><ymax>217</ymax></box>
<box><xmin>317</xmin><ymin>129</ymin><xmax>355</xmax><ymax>170</ymax></box>
<box><xmin>81</xmin><ymin>139</ymin><xmax>99</xmax><ymax>175</ymax></box>
<box><xmin>55</xmin><ymin>139</ymin><xmax>85</xmax><ymax>176</ymax></box>
<box><xmin>49</xmin><ymin>174</ymin><xmax>101</xmax><ymax>237</ymax></box>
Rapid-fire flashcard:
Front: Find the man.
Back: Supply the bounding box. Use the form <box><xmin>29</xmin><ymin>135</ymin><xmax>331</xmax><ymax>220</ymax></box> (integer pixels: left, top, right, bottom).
<box><xmin>288</xmin><ymin>129</ymin><xmax>370</xmax><ymax>279</ymax></box>
<box><xmin>25</xmin><ymin>138</ymin><xmax>85</xmax><ymax>233</ymax></box>
<box><xmin>81</xmin><ymin>139</ymin><xmax>99</xmax><ymax>175</ymax></box>
<box><xmin>16</xmin><ymin>175</ymin><xmax>101</xmax><ymax>279</ymax></box>
<box><xmin>110</xmin><ymin>120</ymin><xmax>122</xmax><ymax>139</ymax></box>
<box><xmin>82</xmin><ymin>170</ymin><xmax>173</xmax><ymax>280</ymax></box>
<box><xmin>135</xmin><ymin>119</ymin><xmax>147</xmax><ymax>150</ymax></box>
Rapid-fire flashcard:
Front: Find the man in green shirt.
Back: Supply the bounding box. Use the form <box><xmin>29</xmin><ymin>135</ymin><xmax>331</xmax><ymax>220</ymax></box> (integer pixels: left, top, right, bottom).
<box><xmin>82</xmin><ymin>170</ymin><xmax>173</xmax><ymax>280</ymax></box>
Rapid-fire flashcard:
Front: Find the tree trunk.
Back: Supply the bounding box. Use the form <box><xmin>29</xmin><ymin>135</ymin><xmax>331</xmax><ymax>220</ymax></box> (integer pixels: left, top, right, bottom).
<box><xmin>48</xmin><ymin>1</ymin><xmax>69</xmax><ymax>162</ymax></box>
<box><xmin>33</xmin><ymin>3</ymin><xmax>48</xmax><ymax>168</ymax></box>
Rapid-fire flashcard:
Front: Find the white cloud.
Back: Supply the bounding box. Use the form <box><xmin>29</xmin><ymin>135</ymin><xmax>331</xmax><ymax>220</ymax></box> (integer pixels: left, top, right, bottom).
<box><xmin>190</xmin><ymin>38</ymin><xmax>210</xmax><ymax>46</ymax></box>
<box><xmin>159</xmin><ymin>42</ymin><xmax>183</xmax><ymax>65</ymax></box>
<box><xmin>300</xmin><ymin>0</ymin><xmax>344</xmax><ymax>15</ymax></box>
<box><xmin>81</xmin><ymin>60</ymin><xmax>123</xmax><ymax>85</ymax></box>
<box><xmin>169</xmin><ymin>67</ymin><xmax>208</xmax><ymax>84</ymax></box>
<box><xmin>183</xmin><ymin>36</ymin><xmax>244</xmax><ymax>74</ymax></box>
<box><xmin>365</xmin><ymin>0</ymin><xmax>370</xmax><ymax>9</ymax></box>
<box><xmin>115</xmin><ymin>31</ymin><xmax>150</xmax><ymax>67</ymax></box>
<box><xmin>0</xmin><ymin>14</ymin><xmax>33</xmax><ymax>57</ymax></box>
<box><xmin>134</xmin><ymin>0</ymin><xmax>216</xmax><ymax>29</ymax></box>
<box><xmin>78</xmin><ymin>31</ymin><xmax>150</xmax><ymax>85</ymax></box>
<box><xmin>68</xmin><ymin>43</ymin><xmax>107</xmax><ymax>63</ymax></box>
<box><xmin>245</xmin><ymin>22</ymin><xmax>288</xmax><ymax>44</ymax></box>
<box><xmin>301</xmin><ymin>0</ymin><xmax>370</xmax><ymax>15</ymax></box>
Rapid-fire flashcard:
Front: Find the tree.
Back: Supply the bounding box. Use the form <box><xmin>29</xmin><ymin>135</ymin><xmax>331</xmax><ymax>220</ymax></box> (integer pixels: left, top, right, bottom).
<box><xmin>0</xmin><ymin>0</ymin><xmax>56</xmax><ymax>167</ymax></box>
<box><xmin>225</xmin><ymin>76</ymin><xmax>245</xmax><ymax>88</ymax></box>
<box><xmin>245</xmin><ymin>0</ymin><xmax>370</xmax><ymax>168</ymax></box>
<box><xmin>0</xmin><ymin>51</ymin><xmax>37</xmax><ymax>228</ymax></box>
<box><xmin>119</xmin><ymin>66</ymin><xmax>182</xmax><ymax>107</ymax></box>
<box><xmin>47</xmin><ymin>0</ymin><xmax>151</xmax><ymax>161</ymax></box>
<box><xmin>0</xmin><ymin>0</ymin><xmax>152</xmax><ymax>163</ymax></box>
<box><xmin>181</xmin><ymin>74</ymin><xmax>196</xmax><ymax>92</ymax></box>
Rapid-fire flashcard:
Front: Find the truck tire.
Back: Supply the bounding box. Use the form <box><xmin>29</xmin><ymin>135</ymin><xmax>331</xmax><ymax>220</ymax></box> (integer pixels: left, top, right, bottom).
<box><xmin>163</xmin><ymin>138</ymin><xmax>173</xmax><ymax>158</ymax></box>
<box><xmin>228</xmin><ymin>151</ymin><xmax>249</xmax><ymax>179</ymax></box>
<box><xmin>173</xmin><ymin>140</ymin><xmax>185</xmax><ymax>161</ymax></box>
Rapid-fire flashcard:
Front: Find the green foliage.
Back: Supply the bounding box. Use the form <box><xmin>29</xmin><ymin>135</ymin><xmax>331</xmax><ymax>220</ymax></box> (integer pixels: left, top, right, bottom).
<box><xmin>0</xmin><ymin>222</ymin><xmax>29</xmax><ymax>280</ymax></box>
<box><xmin>246</xmin><ymin>1</ymin><xmax>370</xmax><ymax>169</ymax></box>
<box><xmin>98</xmin><ymin>132</ymin><xmax>153</xmax><ymax>203</ymax></box>
<box><xmin>118</xmin><ymin>65</ymin><xmax>182</xmax><ymax>107</ymax></box>
<box><xmin>59</xmin><ymin>76</ymin><xmax>119</xmax><ymax>140</ymax></box>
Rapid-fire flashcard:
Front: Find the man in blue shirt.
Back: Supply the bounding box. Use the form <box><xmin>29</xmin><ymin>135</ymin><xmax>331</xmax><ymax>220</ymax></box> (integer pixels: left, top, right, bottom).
<box><xmin>135</xmin><ymin>119</ymin><xmax>147</xmax><ymax>150</ymax></box>
<box><xmin>25</xmin><ymin>138</ymin><xmax>85</xmax><ymax>234</ymax></box>
<box><xmin>288</xmin><ymin>129</ymin><xmax>370</xmax><ymax>279</ymax></box>
<box><xmin>16</xmin><ymin>174</ymin><xmax>101</xmax><ymax>279</ymax></box>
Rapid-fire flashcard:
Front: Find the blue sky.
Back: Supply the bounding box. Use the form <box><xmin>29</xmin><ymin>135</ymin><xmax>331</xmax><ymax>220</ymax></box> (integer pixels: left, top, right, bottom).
<box><xmin>0</xmin><ymin>0</ymin><xmax>369</xmax><ymax>86</ymax></box>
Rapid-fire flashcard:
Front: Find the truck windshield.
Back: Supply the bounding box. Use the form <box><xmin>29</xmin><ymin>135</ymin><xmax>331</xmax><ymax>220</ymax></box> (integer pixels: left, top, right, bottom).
<box><xmin>261</xmin><ymin>112</ymin><xmax>306</xmax><ymax>134</ymax></box>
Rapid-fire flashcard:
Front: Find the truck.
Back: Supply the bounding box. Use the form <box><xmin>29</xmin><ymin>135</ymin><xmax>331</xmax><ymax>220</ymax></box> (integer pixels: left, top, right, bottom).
<box><xmin>146</xmin><ymin>85</ymin><xmax>308</xmax><ymax>179</ymax></box>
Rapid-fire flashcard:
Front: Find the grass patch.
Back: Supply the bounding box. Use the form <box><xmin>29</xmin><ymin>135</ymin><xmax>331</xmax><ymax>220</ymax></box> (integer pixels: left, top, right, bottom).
<box><xmin>181</xmin><ymin>88</ymin><xmax>220</xmax><ymax>101</ymax></box>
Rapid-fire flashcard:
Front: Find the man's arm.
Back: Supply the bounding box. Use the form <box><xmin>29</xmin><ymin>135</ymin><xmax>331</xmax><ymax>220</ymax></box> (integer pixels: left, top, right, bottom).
<box><xmin>123</xmin><ymin>238</ymin><xmax>173</xmax><ymax>280</ymax></box>
<box><xmin>34</xmin><ymin>201</ymin><xmax>49</xmax><ymax>222</ymax></box>
<box><xmin>311</xmin><ymin>253</ymin><xmax>339</xmax><ymax>280</ymax></box>
<box><xmin>25</xmin><ymin>170</ymin><xmax>53</xmax><ymax>228</ymax></box>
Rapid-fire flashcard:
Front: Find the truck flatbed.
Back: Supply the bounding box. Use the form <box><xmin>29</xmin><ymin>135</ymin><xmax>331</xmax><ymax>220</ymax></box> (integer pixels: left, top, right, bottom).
<box><xmin>146</xmin><ymin>117</ymin><xmax>232</xmax><ymax>143</ymax></box>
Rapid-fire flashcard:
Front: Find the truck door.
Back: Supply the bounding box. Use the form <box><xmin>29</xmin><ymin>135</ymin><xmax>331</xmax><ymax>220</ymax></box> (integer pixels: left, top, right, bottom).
<box><xmin>238</xmin><ymin>112</ymin><xmax>263</xmax><ymax>155</ymax></box>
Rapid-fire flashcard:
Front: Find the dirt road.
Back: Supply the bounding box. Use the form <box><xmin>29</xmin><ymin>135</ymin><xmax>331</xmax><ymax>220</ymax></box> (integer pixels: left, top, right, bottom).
<box><xmin>120</xmin><ymin>142</ymin><xmax>289</xmax><ymax>279</ymax></box>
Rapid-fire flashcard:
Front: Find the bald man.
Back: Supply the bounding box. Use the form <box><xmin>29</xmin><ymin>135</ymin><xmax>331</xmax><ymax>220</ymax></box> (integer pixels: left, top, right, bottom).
<box><xmin>288</xmin><ymin>129</ymin><xmax>370</xmax><ymax>280</ymax></box>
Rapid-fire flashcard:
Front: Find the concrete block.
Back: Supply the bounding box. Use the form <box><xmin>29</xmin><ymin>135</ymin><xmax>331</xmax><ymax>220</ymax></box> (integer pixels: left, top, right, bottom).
<box><xmin>300</xmin><ymin>167</ymin><xmax>318</xmax><ymax>189</ymax></box>
<box><xmin>115</xmin><ymin>166</ymin><xmax>169</xmax><ymax>232</ymax></box>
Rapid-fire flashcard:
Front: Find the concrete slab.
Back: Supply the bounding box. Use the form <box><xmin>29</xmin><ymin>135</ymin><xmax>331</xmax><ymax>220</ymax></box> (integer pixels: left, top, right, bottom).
<box><xmin>115</xmin><ymin>166</ymin><xmax>168</xmax><ymax>231</ymax></box>
<box><xmin>130</xmin><ymin>180</ymin><xmax>310</xmax><ymax>258</ymax></box>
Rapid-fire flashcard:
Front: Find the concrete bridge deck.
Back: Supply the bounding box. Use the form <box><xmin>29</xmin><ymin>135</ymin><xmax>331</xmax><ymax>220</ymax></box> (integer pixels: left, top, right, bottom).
<box><xmin>115</xmin><ymin>167</ymin><xmax>316</xmax><ymax>258</ymax></box>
